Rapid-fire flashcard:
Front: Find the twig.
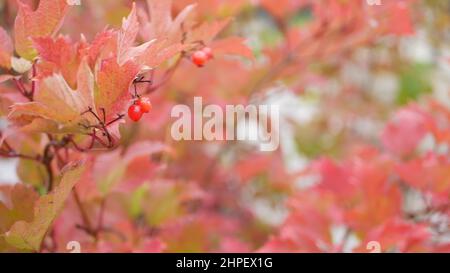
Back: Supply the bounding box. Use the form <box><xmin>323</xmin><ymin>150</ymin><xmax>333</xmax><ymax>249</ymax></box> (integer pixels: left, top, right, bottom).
<box><xmin>96</xmin><ymin>198</ymin><xmax>106</xmax><ymax>235</ymax></box>
<box><xmin>72</xmin><ymin>189</ymin><xmax>94</xmax><ymax>235</ymax></box>
<box><xmin>42</xmin><ymin>141</ymin><xmax>55</xmax><ymax>192</ymax></box>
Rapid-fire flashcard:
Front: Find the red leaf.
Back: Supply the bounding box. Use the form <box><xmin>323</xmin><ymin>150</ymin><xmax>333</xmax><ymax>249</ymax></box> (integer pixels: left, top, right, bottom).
<box><xmin>32</xmin><ymin>36</ymin><xmax>83</xmax><ymax>87</ymax></box>
<box><xmin>396</xmin><ymin>153</ymin><xmax>450</xmax><ymax>203</ymax></box>
<box><xmin>362</xmin><ymin>219</ymin><xmax>430</xmax><ymax>252</ymax></box>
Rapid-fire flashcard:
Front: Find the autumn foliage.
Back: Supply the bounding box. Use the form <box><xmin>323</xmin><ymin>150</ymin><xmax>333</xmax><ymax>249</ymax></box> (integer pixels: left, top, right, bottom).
<box><xmin>0</xmin><ymin>0</ymin><xmax>449</xmax><ymax>253</ymax></box>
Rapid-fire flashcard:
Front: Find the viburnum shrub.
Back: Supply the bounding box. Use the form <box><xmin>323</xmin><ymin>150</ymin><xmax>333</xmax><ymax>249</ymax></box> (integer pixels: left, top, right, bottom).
<box><xmin>0</xmin><ymin>0</ymin><xmax>448</xmax><ymax>253</ymax></box>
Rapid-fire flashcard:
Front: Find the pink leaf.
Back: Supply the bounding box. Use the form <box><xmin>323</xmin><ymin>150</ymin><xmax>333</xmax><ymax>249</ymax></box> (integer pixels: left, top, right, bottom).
<box><xmin>212</xmin><ymin>37</ymin><xmax>254</xmax><ymax>60</ymax></box>
<box><xmin>381</xmin><ymin>106</ymin><xmax>433</xmax><ymax>157</ymax></box>
<box><xmin>140</xmin><ymin>0</ymin><xmax>196</xmax><ymax>42</ymax></box>
<box><xmin>95</xmin><ymin>57</ymin><xmax>139</xmax><ymax>123</ymax></box>
<box><xmin>0</xmin><ymin>27</ymin><xmax>13</xmax><ymax>69</ymax></box>
<box><xmin>117</xmin><ymin>3</ymin><xmax>140</xmax><ymax>65</ymax></box>
<box><xmin>189</xmin><ymin>18</ymin><xmax>232</xmax><ymax>45</ymax></box>
<box><xmin>138</xmin><ymin>39</ymin><xmax>185</xmax><ymax>69</ymax></box>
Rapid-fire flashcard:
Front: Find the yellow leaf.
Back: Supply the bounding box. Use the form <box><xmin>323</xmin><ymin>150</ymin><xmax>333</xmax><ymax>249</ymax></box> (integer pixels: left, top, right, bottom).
<box><xmin>4</xmin><ymin>162</ymin><xmax>84</xmax><ymax>252</ymax></box>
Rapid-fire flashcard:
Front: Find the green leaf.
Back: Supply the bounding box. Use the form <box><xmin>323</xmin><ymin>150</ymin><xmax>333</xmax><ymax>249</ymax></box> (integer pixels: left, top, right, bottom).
<box><xmin>17</xmin><ymin>158</ymin><xmax>48</xmax><ymax>189</ymax></box>
<box><xmin>128</xmin><ymin>184</ymin><xmax>149</xmax><ymax>218</ymax></box>
<box><xmin>144</xmin><ymin>186</ymin><xmax>181</xmax><ymax>226</ymax></box>
<box><xmin>397</xmin><ymin>63</ymin><xmax>432</xmax><ymax>105</ymax></box>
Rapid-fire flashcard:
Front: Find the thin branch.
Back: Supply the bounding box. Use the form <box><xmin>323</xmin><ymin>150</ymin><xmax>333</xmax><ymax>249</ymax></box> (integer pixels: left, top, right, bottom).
<box><xmin>42</xmin><ymin>139</ymin><xmax>56</xmax><ymax>192</ymax></box>
<box><xmin>96</xmin><ymin>198</ymin><xmax>106</xmax><ymax>234</ymax></box>
<box><xmin>72</xmin><ymin>189</ymin><xmax>94</xmax><ymax>235</ymax></box>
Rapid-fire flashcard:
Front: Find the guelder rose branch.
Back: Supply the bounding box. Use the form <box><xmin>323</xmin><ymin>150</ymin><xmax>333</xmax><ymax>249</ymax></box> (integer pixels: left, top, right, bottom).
<box><xmin>171</xmin><ymin>97</ymin><xmax>280</xmax><ymax>152</ymax></box>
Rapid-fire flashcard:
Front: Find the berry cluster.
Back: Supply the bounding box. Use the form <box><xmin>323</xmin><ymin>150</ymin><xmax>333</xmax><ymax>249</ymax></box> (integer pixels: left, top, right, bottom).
<box><xmin>191</xmin><ymin>47</ymin><xmax>214</xmax><ymax>67</ymax></box>
<box><xmin>128</xmin><ymin>97</ymin><xmax>152</xmax><ymax>122</ymax></box>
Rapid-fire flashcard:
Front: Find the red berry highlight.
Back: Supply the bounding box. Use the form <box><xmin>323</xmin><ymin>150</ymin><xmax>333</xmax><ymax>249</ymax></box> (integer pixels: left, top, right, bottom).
<box><xmin>137</xmin><ymin>97</ymin><xmax>152</xmax><ymax>113</ymax></box>
<box><xmin>192</xmin><ymin>50</ymin><xmax>207</xmax><ymax>67</ymax></box>
<box><xmin>128</xmin><ymin>104</ymin><xmax>143</xmax><ymax>122</ymax></box>
<box><xmin>202</xmin><ymin>47</ymin><xmax>213</xmax><ymax>60</ymax></box>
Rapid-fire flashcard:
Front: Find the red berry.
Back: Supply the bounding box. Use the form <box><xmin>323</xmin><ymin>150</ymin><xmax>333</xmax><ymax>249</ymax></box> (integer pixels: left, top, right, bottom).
<box><xmin>137</xmin><ymin>97</ymin><xmax>152</xmax><ymax>113</ymax></box>
<box><xmin>192</xmin><ymin>50</ymin><xmax>207</xmax><ymax>67</ymax></box>
<box><xmin>202</xmin><ymin>47</ymin><xmax>213</xmax><ymax>60</ymax></box>
<box><xmin>128</xmin><ymin>104</ymin><xmax>143</xmax><ymax>122</ymax></box>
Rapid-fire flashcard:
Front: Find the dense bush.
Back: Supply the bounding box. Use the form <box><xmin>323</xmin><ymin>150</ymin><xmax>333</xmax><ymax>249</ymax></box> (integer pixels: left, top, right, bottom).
<box><xmin>0</xmin><ymin>0</ymin><xmax>448</xmax><ymax>252</ymax></box>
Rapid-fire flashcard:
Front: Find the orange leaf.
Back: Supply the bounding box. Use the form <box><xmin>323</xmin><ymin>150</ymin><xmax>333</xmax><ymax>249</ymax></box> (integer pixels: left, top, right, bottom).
<box><xmin>0</xmin><ymin>27</ymin><xmax>13</xmax><ymax>69</ymax></box>
<box><xmin>0</xmin><ymin>184</ymin><xmax>39</xmax><ymax>234</ymax></box>
<box><xmin>9</xmin><ymin>59</ymin><xmax>96</xmax><ymax>130</ymax></box>
<box><xmin>4</xmin><ymin>163</ymin><xmax>84</xmax><ymax>251</ymax></box>
<box><xmin>14</xmin><ymin>0</ymin><xmax>68</xmax><ymax>60</ymax></box>
<box><xmin>95</xmin><ymin>58</ymin><xmax>139</xmax><ymax>122</ymax></box>
<box><xmin>32</xmin><ymin>36</ymin><xmax>83</xmax><ymax>88</ymax></box>
<box><xmin>138</xmin><ymin>40</ymin><xmax>185</xmax><ymax>69</ymax></box>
